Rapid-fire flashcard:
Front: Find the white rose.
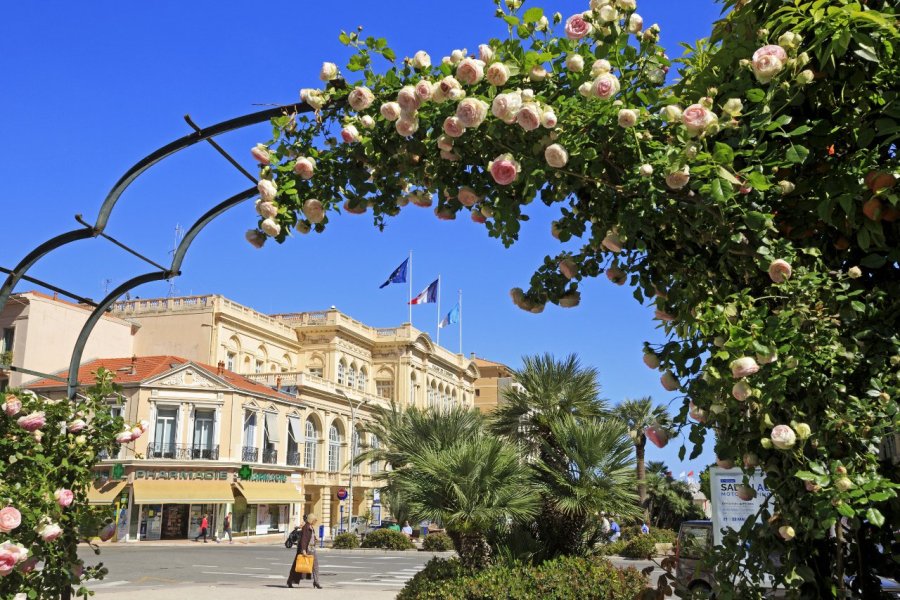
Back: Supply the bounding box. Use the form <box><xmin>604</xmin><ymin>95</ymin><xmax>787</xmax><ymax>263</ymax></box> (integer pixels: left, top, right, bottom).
<box><xmin>255</xmin><ymin>200</ymin><xmax>277</xmax><ymax>219</ymax></box>
<box><xmin>260</xmin><ymin>218</ymin><xmax>280</xmax><ymax>237</ymax></box>
<box><xmin>478</xmin><ymin>44</ymin><xmax>494</xmax><ymax>64</ymax></box>
<box><xmin>665</xmin><ymin>167</ymin><xmax>690</xmax><ymax>190</ymax></box>
<box><xmin>257</xmin><ymin>179</ymin><xmax>277</xmax><ymax>202</ymax></box>
<box><xmin>348</xmin><ymin>86</ymin><xmax>375</xmax><ymax>111</ymax></box>
<box><xmin>617</xmin><ymin>108</ymin><xmax>638</xmax><ymax>128</ymax></box>
<box><xmin>578</xmin><ymin>82</ymin><xmax>593</xmax><ymax>97</ymax></box>
<box><xmin>662</xmin><ymin>105</ymin><xmax>682</xmax><ymax>122</ymax></box>
<box><xmin>591</xmin><ymin>59</ymin><xmax>612</xmax><ymax>76</ymax></box>
<box><xmin>628</xmin><ymin>14</ymin><xmax>643</xmax><ymax>33</ymax></box>
<box><xmin>486</xmin><ymin>62</ymin><xmax>511</xmax><ymax>87</ymax></box>
<box><xmin>360</xmin><ymin>115</ymin><xmax>376</xmax><ymax>129</ymax></box>
<box><xmin>491</xmin><ymin>92</ymin><xmax>522</xmax><ymax>122</ymax></box>
<box><xmin>530</xmin><ymin>66</ymin><xmax>548</xmax><ymax>82</ymax></box>
<box><xmin>544</xmin><ymin>144</ymin><xmax>569</xmax><ymax>168</ymax></box>
<box><xmin>411</xmin><ymin>50</ymin><xmax>431</xmax><ymax>69</ymax></box>
<box><xmin>599</xmin><ymin>5</ymin><xmax>618</xmax><ymax>22</ymax></box>
<box><xmin>639</xmin><ymin>164</ymin><xmax>653</xmax><ymax>177</ymax></box>
<box><xmin>541</xmin><ymin>111</ymin><xmax>558</xmax><ymax>128</ymax></box>
<box><xmin>319</xmin><ymin>62</ymin><xmax>338</xmax><ymax>81</ymax></box>
<box><xmin>450</xmin><ymin>48</ymin><xmax>467</xmax><ymax>64</ymax></box>
<box><xmin>617</xmin><ymin>0</ymin><xmax>636</xmax><ymax>9</ymax></box>
<box><xmin>380</xmin><ymin>102</ymin><xmax>402</xmax><ymax>121</ymax></box>
<box><xmin>566</xmin><ymin>54</ymin><xmax>585</xmax><ymax>72</ymax></box>
<box><xmin>516</xmin><ymin>103</ymin><xmax>542</xmax><ymax>131</ymax></box>
<box><xmin>722</xmin><ymin>98</ymin><xmax>743</xmax><ymax>117</ymax></box>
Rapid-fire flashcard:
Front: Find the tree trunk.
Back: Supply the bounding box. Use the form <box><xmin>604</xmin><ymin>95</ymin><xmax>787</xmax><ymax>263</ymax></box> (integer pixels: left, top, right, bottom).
<box><xmin>636</xmin><ymin>439</ymin><xmax>647</xmax><ymax>508</ymax></box>
<box><xmin>448</xmin><ymin>531</ymin><xmax>492</xmax><ymax>571</ymax></box>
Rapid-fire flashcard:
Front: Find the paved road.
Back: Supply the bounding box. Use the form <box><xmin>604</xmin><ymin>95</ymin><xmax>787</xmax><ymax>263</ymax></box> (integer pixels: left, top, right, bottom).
<box><xmin>78</xmin><ymin>544</ymin><xmax>440</xmax><ymax>595</ymax></box>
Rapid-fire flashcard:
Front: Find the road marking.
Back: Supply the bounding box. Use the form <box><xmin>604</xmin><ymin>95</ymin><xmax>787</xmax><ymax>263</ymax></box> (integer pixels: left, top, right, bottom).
<box><xmin>87</xmin><ymin>581</ymin><xmax>129</xmax><ymax>589</ymax></box>
<box><xmin>345</xmin><ymin>581</ymin><xmax>407</xmax><ymax>587</ymax></box>
<box><xmin>316</xmin><ymin>565</ymin><xmax>366</xmax><ymax>569</ymax></box>
<box><xmin>245</xmin><ymin>567</ymin><xmax>270</xmax><ymax>570</ymax></box>
<box><xmin>191</xmin><ymin>564</ymin><xmax>218</xmax><ymax>567</ymax></box>
<box><xmin>201</xmin><ymin>571</ymin><xmax>283</xmax><ymax>579</ymax></box>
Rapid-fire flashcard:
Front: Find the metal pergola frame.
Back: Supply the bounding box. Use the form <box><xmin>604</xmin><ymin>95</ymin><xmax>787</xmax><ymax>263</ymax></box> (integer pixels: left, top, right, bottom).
<box><xmin>0</xmin><ymin>102</ymin><xmax>313</xmax><ymax>399</ymax></box>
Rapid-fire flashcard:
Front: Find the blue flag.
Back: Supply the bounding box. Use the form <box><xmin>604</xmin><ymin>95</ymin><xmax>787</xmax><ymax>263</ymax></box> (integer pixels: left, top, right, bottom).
<box><xmin>438</xmin><ymin>303</ymin><xmax>460</xmax><ymax>329</ymax></box>
<box><xmin>379</xmin><ymin>258</ymin><xmax>409</xmax><ymax>289</ymax></box>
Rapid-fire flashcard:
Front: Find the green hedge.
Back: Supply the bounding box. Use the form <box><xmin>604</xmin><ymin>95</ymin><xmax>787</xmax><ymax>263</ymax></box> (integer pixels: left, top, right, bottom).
<box><xmin>332</xmin><ymin>532</ymin><xmax>360</xmax><ymax>549</ymax></box>
<box><xmin>620</xmin><ymin>536</ymin><xmax>657</xmax><ymax>559</ymax></box>
<box><xmin>422</xmin><ymin>532</ymin><xmax>454</xmax><ymax>552</ymax></box>
<box><xmin>619</xmin><ymin>527</ymin><xmax>676</xmax><ymax>545</ymax></box>
<box><xmin>361</xmin><ymin>528</ymin><xmax>415</xmax><ymax>550</ymax></box>
<box><xmin>398</xmin><ymin>556</ymin><xmax>648</xmax><ymax>600</ymax></box>
<box><xmin>596</xmin><ymin>540</ymin><xmax>627</xmax><ymax>556</ymax></box>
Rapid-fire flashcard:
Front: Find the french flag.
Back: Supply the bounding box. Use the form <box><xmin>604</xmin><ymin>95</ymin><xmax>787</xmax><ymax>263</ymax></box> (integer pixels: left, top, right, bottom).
<box><xmin>409</xmin><ymin>279</ymin><xmax>439</xmax><ymax>305</ymax></box>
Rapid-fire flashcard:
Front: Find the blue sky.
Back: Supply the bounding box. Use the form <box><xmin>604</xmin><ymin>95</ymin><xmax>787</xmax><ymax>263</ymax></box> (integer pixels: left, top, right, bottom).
<box><xmin>0</xmin><ymin>0</ymin><xmax>723</xmax><ymax>474</ymax></box>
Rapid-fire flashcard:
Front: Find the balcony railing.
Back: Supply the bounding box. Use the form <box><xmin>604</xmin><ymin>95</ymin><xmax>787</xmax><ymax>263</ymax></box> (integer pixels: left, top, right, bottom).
<box><xmin>262</xmin><ymin>448</ymin><xmax>278</xmax><ymax>464</ymax></box>
<box><xmin>286</xmin><ymin>451</ymin><xmax>301</xmax><ymax>466</ymax></box>
<box><xmin>146</xmin><ymin>444</ymin><xmax>219</xmax><ymax>460</ymax></box>
<box><xmin>242</xmin><ymin>446</ymin><xmax>259</xmax><ymax>462</ymax></box>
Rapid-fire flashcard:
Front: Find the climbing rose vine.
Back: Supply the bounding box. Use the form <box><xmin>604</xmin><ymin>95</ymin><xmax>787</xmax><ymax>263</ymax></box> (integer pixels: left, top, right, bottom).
<box><xmin>0</xmin><ymin>369</ymin><xmax>145</xmax><ymax>598</ymax></box>
<box><xmin>247</xmin><ymin>0</ymin><xmax>898</xmax><ymax>597</ymax></box>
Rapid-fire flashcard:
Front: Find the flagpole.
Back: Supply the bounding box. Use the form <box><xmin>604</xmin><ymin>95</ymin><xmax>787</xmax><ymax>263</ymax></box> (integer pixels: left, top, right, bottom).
<box><xmin>408</xmin><ymin>250</ymin><xmax>412</xmax><ymax>326</ymax></box>
<box><xmin>436</xmin><ymin>275</ymin><xmax>441</xmax><ymax>345</ymax></box>
<box><xmin>458</xmin><ymin>289</ymin><xmax>462</xmax><ymax>355</ymax></box>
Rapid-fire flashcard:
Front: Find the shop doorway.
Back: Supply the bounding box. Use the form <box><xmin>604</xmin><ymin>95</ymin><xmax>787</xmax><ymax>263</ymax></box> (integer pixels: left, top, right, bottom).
<box><xmin>162</xmin><ymin>504</ymin><xmax>189</xmax><ymax>539</ymax></box>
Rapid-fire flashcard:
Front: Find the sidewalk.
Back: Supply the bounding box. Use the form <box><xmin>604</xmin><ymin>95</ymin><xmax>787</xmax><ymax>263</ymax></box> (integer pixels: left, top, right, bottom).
<box><xmin>93</xmin><ymin>585</ymin><xmax>397</xmax><ymax>600</ymax></box>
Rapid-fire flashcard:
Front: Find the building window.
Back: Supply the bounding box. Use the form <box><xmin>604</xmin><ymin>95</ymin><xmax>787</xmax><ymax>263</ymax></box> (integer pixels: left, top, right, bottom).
<box><xmin>328</xmin><ymin>425</ymin><xmax>342</xmax><ymax>472</ymax></box>
<box><xmin>243</xmin><ymin>410</ymin><xmax>257</xmax><ymax>451</ymax></box>
<box><xmin>263</xmin><ymin>412</ymin><xmax>278</xmax><ymax>463</ymax></box>
<box><xmin>347</xmin><ymin>365</ymin><xmax>356</xmax><ymax>389</ymax></box>
<box><xmin>287</xmin><ymin>419</ymin><xmax>299</xmax><ymax>465</ymax></box>
<box><xmin>376</xmin><ymin>380</ymin><xmax>394</xmax><ymax>401</ymax></box>
<box><xmin>0</xmin><ymin>328</ymin><xmax>14</xmax><ymax>356</ymax></box>
<box><xmin>358</xmin><ymin>368</ymin><xmax>367</xmax><ymax>392</ymax></box>
<box><xmin>337</xmin><ymin>361</ymin><xmax>345</xmax><ymax>386</ymax></box>
<box><xmin>409</xmin><ymin>375</ymin><xmax>416</xmax><ymax>406</ymax></box>
<box><xmin>226</xmin><ymin>352</ymin><xmax>236</xmax><ymax>372</ymax></box>
<box><xmin>153</xmin><ymin>407</ymin><xmax>178</xmax><ymax>458</ymax></box>
<box><xmin>351</xmin><ymin>429</ymin><xmax>360</xmax><ymax>467</ymax></box>
<box><xmin>370</xmin><ymin>434</ymin><xmax>381</xmax><ymax>474</ymax></box>
<box><xmin>255</xmin><ymin>360</ymin><xmax>264</xmax><ymax>374</ymax></box>
<box><xmin>192</xmin><ymin>409</ymin><xmax>215</xmax><ymax>457</ymax></box>
<box><xmin>304</xmin><ymin>419</ymin><xmax>317</xmax><ymax>470</ymax></box>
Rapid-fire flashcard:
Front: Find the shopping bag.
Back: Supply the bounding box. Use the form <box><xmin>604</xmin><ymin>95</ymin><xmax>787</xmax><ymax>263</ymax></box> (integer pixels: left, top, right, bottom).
<box><xmin>294</xmin><ymin>554</ymin><xmax>314</xmax><ymax>574</ymax></box>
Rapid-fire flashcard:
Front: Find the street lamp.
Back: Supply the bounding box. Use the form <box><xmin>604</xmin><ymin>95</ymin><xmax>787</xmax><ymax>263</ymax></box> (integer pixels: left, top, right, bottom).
<box><xmin>337</xmin><ymin>389</ymin><xmax>367</xmax><ymax>535</ymax></box>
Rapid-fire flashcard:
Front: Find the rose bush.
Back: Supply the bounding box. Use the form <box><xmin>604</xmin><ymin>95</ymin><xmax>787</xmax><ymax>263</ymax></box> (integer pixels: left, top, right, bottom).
<box><xmin>0</xmin><ymin>369</ymin><xmax>144</xmax><ymax>598</ymax></box>
<box><xmin>243</xmin><ymin>0</ymin><xmax>898</xmax><ymax>596</ymax></box>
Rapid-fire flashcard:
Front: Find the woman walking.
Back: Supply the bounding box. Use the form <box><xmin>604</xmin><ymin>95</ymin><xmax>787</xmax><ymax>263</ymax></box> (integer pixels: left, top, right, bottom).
<box><xmin>287</xmin><ymin>514</ymin><xmax>322</xmax><ymax>589</ymax></box>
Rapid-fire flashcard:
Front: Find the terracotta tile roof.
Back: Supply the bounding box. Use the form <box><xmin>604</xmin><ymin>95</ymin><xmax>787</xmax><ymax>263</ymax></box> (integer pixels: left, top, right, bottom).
<box><xmin>27</xmin><ymin>355</ymin><xmax>294</xmax><ymax>401</ymax></box>
<box><xmin>472</xmin><ymin>356</ymin><xmax>510</xmax><ymax>369</ymax></box>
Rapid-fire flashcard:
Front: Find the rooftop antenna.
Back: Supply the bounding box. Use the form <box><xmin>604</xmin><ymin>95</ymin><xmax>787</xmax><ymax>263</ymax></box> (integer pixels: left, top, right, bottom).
<box><xmin>168</xmin><ymin>224</ymin><xmax>185</xmax><ymax>298</ymax></box>
<box><xmin>102</xmin><ymin>278</ymin><xmax>112</xmax><ymax>296</ymax></box>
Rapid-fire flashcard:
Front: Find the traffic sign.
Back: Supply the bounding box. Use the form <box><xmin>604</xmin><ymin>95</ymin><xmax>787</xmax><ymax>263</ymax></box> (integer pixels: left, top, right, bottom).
<box><xmin>238</xmin><ymin>465</ymin><xmax>253</xmax><ymax>480</ymax></box>
<box><xmin>336</xmin><ymin>488</ymin><xmax>348</xmax><ymax>501</ymax></box>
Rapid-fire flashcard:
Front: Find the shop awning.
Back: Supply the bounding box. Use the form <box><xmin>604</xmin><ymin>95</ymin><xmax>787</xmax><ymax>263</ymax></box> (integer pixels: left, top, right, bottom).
<box><xmin>132</xmin><ymin>480</ymin><xmax>235</xmax><ymax>504</ymax></box>
<box><xmin>87</xmin><ymin>480</ymin><xmax>128</xmax><ymax>505</ymax></box>
<box><xmin>234</xmin><ymin>481</ymin><xmax>304</xmax><ymax>504</ymax></box>
<box><xmin>265</xmin><ymin>412</ymin><xmax>280</xmax><ymax>443</ymax></box>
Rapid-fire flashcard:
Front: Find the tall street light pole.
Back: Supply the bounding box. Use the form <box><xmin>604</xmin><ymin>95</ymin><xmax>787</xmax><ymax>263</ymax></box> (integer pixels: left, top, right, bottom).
<box><xmin>338</xmin><ymin>390</ymin><xmax>367</xmax><ymax>535</ymax></box>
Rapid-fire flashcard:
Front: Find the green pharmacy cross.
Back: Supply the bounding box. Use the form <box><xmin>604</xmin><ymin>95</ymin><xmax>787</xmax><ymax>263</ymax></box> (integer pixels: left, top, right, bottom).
<box><xmin>238</xmin><ymin>465</ymin><xmax>253</xmax><ymax>480</ymax></box>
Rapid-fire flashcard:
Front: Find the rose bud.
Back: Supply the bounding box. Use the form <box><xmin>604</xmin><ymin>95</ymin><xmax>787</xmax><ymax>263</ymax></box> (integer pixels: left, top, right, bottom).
<box><xmin>731</xmin><ymin>357</ymin><xmax>760</xmax><ymax>378</ymax></box>
<box><xmin>644</xmin><ymin>424</ymin><xmax>669</xmax><ymax>448</ymax></box>
<box><xmin>732</xmin><ymin>381</ymin><xmax>752</xmax><ymax>401</ymax></box>
<box><xmin>768</xmin><ymin>259</ymin><xmax>792</xmax><ymax>283</ymax></box>
<box><xmin>250</xmin><ymin>144</ymin><xmax>270</xmax><ymax>165</ymax></box>
<box><xmin>642</xmin><ymin>351</ymin><xmax>660</xmax><ymax>369</ymax></box>
<box><xmin>778</xmin><ymin>525</ymin><xmax>795</xmax><ymax>541</ymax></box>
<box><xmin>660</xmin><ymin>371</ymin><xmax>679</xmax><ymax>391</ymax></box>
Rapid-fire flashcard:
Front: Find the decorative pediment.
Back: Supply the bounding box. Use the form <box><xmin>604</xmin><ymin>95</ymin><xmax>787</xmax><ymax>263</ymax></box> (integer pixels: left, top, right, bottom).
<box><xmin>150</xmin><ymin>364</ymin><xmax>222</xmax><ymax>389</ymax></box>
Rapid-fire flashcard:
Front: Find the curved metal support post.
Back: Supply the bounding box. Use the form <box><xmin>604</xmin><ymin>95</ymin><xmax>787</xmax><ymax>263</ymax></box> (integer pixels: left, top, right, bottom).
<box><xmin>0</xmin><ymin>102</ymin><xmax>312</xmax><ymax>316</ymax></box>
<box><xmin>65</xmin><ymin>185</ymin><xmax>259</xmax><ymax>398</ymax></box>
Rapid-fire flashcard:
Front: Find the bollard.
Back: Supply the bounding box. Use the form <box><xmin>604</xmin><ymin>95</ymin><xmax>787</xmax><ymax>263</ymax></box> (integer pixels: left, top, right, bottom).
<box><xmin>319</xmin><ymin>524</ymin><xmax>325</xmax><ymax>548</ymax></box>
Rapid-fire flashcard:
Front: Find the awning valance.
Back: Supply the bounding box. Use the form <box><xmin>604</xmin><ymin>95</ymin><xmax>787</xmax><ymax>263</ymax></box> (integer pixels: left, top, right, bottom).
<box><xmin>234</xmin><ymin>481</ymin><xmax>303</xmax><ymax>504</ymax></box>
<box><xmin>132</xmin><ymin>480</ymin><xmax>234</xmax><ymax>504</ymax></box>
<box><xmin>86</xmin><ymin>481</ymin><xmax>128</xmax><ymax>505</ymax></box>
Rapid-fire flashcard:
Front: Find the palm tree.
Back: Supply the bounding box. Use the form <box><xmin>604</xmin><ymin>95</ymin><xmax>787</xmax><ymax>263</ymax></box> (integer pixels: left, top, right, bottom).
<box><xmin>392</xmin><ymin>434</ymin><xmax>540</xmax><ymax>569</ymax></box>
<box><xmin>646</xmin><ymin>460</ymin><xmax>669</xmax><ymax>477</ymax></box>
<box><xmin>613</xmin><ymin>397</ymin><xmax>672</xmax><ymax>507</ymax></box>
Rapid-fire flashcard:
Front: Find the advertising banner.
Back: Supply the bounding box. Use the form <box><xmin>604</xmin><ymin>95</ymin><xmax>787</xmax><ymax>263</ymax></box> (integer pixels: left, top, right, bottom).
<box><xmin>709</xmin><ymin>467</ymin><xmax>770</xmax><ymax>546</ymax></box>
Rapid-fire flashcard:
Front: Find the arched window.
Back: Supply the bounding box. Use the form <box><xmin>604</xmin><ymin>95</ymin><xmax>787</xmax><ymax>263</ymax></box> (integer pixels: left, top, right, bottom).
<box><xmin>431</xmin><ymin>382</ymin><xmax>438</xmax><ymax>410</ymax></box>
<box><xmin>304</xmin><ymin>419</ymin><xmax>318</xmax><ymax>470</ymax></box>
<box><xmin>337</xmin><ymin>361</ymin><xmax>346</xmax><ymax>386</ymax></box>
<box><xmin>451</xmin><ymin>390</ymin><xmax>458</xmax><ymax>410</ymax></box>
<box><xmin>409</xmin><ymin>373</ymin><xmax>417</xmax><ymax>406</ymax></box>
<box><xmin>358</xmin><ymin>368</ymin><xmax>367</xmax><ymax>392</ymax></box>
<box><xmin>307</xmin><ymin>356</ymin><xmax>324</xmax><ymax>379</ymax></box>
<box><xmin>370</xmin><ymin>434</ymin><xmax>381</xmax><ymax>474</ymax></box>
<box><xmin>426</xmin><ymin>382</ymin><xmax>433</xmax><ymax>409</ymax></box>
<box><xmin>347</xmin><ymin>364</ymin><xmax>356</xmax><ymax>389</ymax></box>
<box><xmin>328</xmin><ymin>424</ymin><xmax>342</xmax><ymax>472</ymax></box>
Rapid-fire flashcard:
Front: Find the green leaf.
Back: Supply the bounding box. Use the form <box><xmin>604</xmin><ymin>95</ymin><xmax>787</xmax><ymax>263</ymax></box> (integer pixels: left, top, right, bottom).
<box><xmin>850</xmin><ymin>300</ymin><xmax>865</xmax><ymax>313</ymax></box>
<box><xmin>836</xmin><ymin>502</ymin><xmax>856</xmax><ymax>518</ymax></box>
<box><xmin>745</xmin><ymin>172</ymin><xmax>772</xmax><ymax>191</ymax></box>
<box><xmin>746</xmin><ymin>88</ymin><xmax>766</xmax><ymax>103</ymax></box>
<box><xmin>382</xmin><ymin>48</ymin><xmax>396</xmax><ymax>62</ymax></box>
<box><xmin>785</xmin><ymin>145</ymin><xmax>810</xmax><ymax>164</ymax></box>
<box><xmin>713</xmin><ymin>142</ymin><xmax>734</xmax><ymax>165</ymax></box>
<box><xmin>865</xmin><ymin>507</ymin><xmax>885</xmax><ymax>527</ymax></box>
<box><xmin>711</xmin><ymin>178</ymin><xmax>725</xmax><ymax>203</ymax></box>
<box><xmin>338</xmin><ymin>32</ymin><xmax>351</xmax><ymax>45</ymax></box>
<box><xmin>794</xmin><ymin>470</ymin><xmax>817</xmax><ymax>481</ymax></box>
<box><xmin>503</xmin><ymin>15</ymin><xmax>520</xmax><ymax>27</ymax></box>
<box><xmin>717</xmin><ymin>167</ymin><xmax>741</xmax><ymax>186</ymax></box>
<box><xmin>853</xmin><ymin>45</ymin><xmax>878</xmax><ymax>62</ymax></box>
<box><xmin>860</xmin><ymin>254</ymin><xmax>885</xmax><ymax>269</ymax></box>
<box><xmin>522</xmin><ymin>7</ymin><xmax>543</xmax><ymax>24</ymax></box>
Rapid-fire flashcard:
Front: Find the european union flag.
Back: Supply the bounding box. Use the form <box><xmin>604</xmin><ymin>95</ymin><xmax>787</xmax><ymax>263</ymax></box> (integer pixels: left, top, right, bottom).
<box><xmin>379</xmin><ymin>258</ymin><xmax>409</xmax><ymax>289</ymax></box>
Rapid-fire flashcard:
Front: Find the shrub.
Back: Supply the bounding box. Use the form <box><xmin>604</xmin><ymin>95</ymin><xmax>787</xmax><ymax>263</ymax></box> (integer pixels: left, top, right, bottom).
<box><xmin>621</xmin><ymin>535</ymin><xmax>658</xmax><ymax>559</ymax></box>
<box><xmin>650</xmin><ymin>528</ymin><xmax>676</xmax><ymax>545</ymax></box>
<box><xmin>422</xmin><ymin>532</ymin><xmax>454</xmax><ymax>552</ymax></box>
<box><xmin>332</xmin><ymin>532</ymin><xmax>360</xmax><ymax>549</ymax></box>
<box><xmin>361</xmin><ymin>528</ymin><xmax>415</xmax><ymax>550</ymax></box>
<box><xmin>596</xmin><ymin>540</ymin><xmax>627</xmax><ymax>556</ymax></box>
<box><xmin>398</xmin><ymin>556</ymin><xmax>648</xmax><ymax>600</ymax></box>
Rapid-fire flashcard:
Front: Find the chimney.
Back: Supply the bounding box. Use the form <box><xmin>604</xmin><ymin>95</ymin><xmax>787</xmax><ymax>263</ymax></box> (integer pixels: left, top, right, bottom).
<box><xmin>130</xmin><ymin>355</ymin><xmax>137</xmax><ymax>375</ymax></box>
<box><xmin>276</xmin><ymin>376</ymin><xmax>282</xmax><ymax>391</ymax></box>
<box><xmin>217</xmin><ymin>360</ymin><xmax>225</xmax><ymax>376</ymax></box>
<box><xmin>470</xmin><ymin>352</ymin><xmax>476</xmax><ymax>359</ymax></box>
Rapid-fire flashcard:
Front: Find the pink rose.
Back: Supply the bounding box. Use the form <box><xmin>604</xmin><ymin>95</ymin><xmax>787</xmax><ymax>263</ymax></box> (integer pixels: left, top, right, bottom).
<box><xmin>456</xmin><ymin>98</ymin><xmax>489</xmax><ymax>128</ymax></box>
<box><xmin>0</xmin><ymin>508</ymin><xmax>21</xmax><ymax>533</ymax></box>
<box><xmin>341</xmin><ymin>125</ymin><xmax>360</xmax><ymax>144</ymax></box>
<box><xmin>771</xmin><ymin>425</ymin><xmax>797</xmax><ymax>450</ymax></box>
<box><xmin>16</xmin><ymin>411</ymin><xmax>45</xmax><ymax>432</ymax></box>
<box><xmin>602</xmin><ymin>231</ymin><xmax>623</xmax><ymax>253</ymax></box>
<box><xmin>255</xmin><ymin>200</ymin><xmax>277</xmax><ymax>219</ymax></box>
<box><xmin>257</xmin><ymin>179</ymin><xmax>277</xmax><ymax>202</ymax></box>
<box><xmin>433</xmin><ymin>76</ymin><xmax>462</xmax><ymax>104</ymax></box>
<box><xmin>245</xmin><ymin>229</ymin><xmax>265</xmax><ymax>249</ymax></box>
<box><xmin>1</xmin><ymin>542</ymin><xmax>27</xmax><ymax>564</ymax></box>
<box><xmin>491</xmin><ymin>93</ymin><xmax>522</xmax><ymax>122</ymax></box>
<box><xmin>115</xmin><ymin>430</ymin><xmax>133</xmax><ymax>444</ymax></box>
<box><xmin>456</xmin><ymin>58</ymin><xmax>485</xmax><ymax>85</ymax></box>
<box><xmin>360</xmin><ymin>115</ymin><xmax>375</xmax><ymax>129</ymax></box>
<box><xmin>67</xmin><ymin>419</ymin><xmax>86</xmax><ymax>433</ymax></box>
<box><xmin>642</xmin><ymin>351</ymin><xmax>660</xmax><ymax>369</ymax></box>
<box><xmin>55</xmin><ymin>488</ymin><xmax>74</xmax><ymax>508</ymax></box>
<box><xmin>471</xmin><ymin>210</ymin><xmax>487</xmax><ymax>224</ymax></box>
<box><xmin>478</xmin><ymin>44</ymin><xmax>494</xmax><ymax>64</ymax></box>
<box><xmin>544</xmin><ymin>144</ymin><xmax>569</xmax><ymax>168</ymax></box>
<box><xmin>559</xmin><ymin>291</ymin><xmax>581</xmax><ymax>308</ymax></box>
<box><xmin>488</xmin><ymin>154</ymin><xmax>520</xmax><ymax>186</ymax></box>
<box><xmin>541</xmin><ymin>111</ymin><xmax>558</xmax><ymax>128</ymax></box>
<box><xmin>380</xmin><ymin>102</ymin><xmax>402</xmax><ymax>121</ymax></box>
<box><xmin>348</xmin><ymin>86</ymin><xmax>375</xmax><ymax>111</ymax></box>
<box><xmin>260</xmin><ymin>218</ymin><xmax>280</xmax><ymax>237</ymax></box>
<box><xmin>434</xmin><ymin>206</ymin><xmax>456</xmax><ymax>221</ymax></box>
<box><xmin>751</xmin><ymin>45</ymin><xmax>787</xmax><ymax>83</ymax></box>
<box><xmin>732</xmin><ymin>381</ymin><xmax>752</xmax><ymax>401</ymax></box>
<box><xmin>0</xmin><ymin>550</ymin><xmax>16</xmax><ymax>576</ymax></box>
<box><xmin>443</xmin><ymin>116</ymin><xmax>466</xmax><ymax>138</ymax></box>
<box><xmin>689</xmin><ymin>402</ymin><xmax>706</xmax><ymax>423</ymax></box>
<box><xmin>3</xmin><ymin>396</ymin><xmax>21</xmax><ymax>417</ymax></box>
<box><xmin>302</xmin><ymin>199</ymin><xmax>325</xmax><ymax>224</ymax></box>
<box><xmin>768</xmin><ymin>259</ymin><xmax>792</xmax><ymax>283</ymax></box>
<box><xmin>559</xmin><ymin>259</ymin><xmax>578</xmax><ymax>280</ymax></box>
<box><xmin>682</xmin><ymin>104</ymin><xmax>718</xmax><ymax>136</ymax></box>
<box><xmin>397</xmin><ymin>86</ymin><xmax>420</xmax><ymax>113</ymax></box>
<box><xmin>38</xmin><ymin>522</ymin><xmax>62</xmax><ymax>542</ymax></box>
<box><xmin>665</xmin><ymin>167</ymin><xmax>690</xmax><ymax>190</ymax></box>
<box><xmin>730</xmin><ymin>357</ymin><xmax>760</xmax><ymax>379</ymax></box>
<box><xmin>565</xmin><ymin>14</ymin><xmax>593</xmax><ymax>40</ymax></box>
<box><xmin>440</xmin><ymin>150</ymin><xmax>460</xmax><ymax>161</ymax></box>
<box><xmin>410</xmin><ymin>192</ymin><xmax>432</xmax><ymax>208</ymax></box>
<box><xmin>437</xmin><ymin>135</ymin><xmax>454</xmax><ymax>152</ymax></box>
<box><xmin>516</xmin><ymin>103</ymin><xmax>542</xmax><ymax>131</ymax></box>
<box><xmin>414</xmin><ymin>80</ymin><xmax>434</xmax><ymax>102</ymax></box>
<box><xmin>458</xmin><ymin>187</ymin><xmax>479</xmax><ymax>207</ymax></box>
<box><xmin>485</xmin><ymin>62</ymin><xmax>510</xmax><ymax>87</ymax></box>
<box><xmin>395</xmin><ymin>117</ymin><xmax>419</xmax><ymax>137</ymax></box>
<box><xmin>293</xmin><ymin>157</ymin><xmax>315</xmax><ymax>180</ymax></box>
<box><xmin>606</xmin><ymin>266</ymin><xmax>627</xmax><ymax>285</ymax></box>
<box><xmin>139</xmin><ymin>419</ymin><xmax>150</xmax><ymax>431</ymax></box>
<box><xmin>645</xmin><ymin>424</ymin><xmax>669</xmax><ymax>448</ymax></box>
<box><xmin>592</xmin><ymin>73</ymin><xmax>621</xmax><ymax>100</ymax></box>
<box><xmin>250</xmin><ymin>144</ymin><xmax>270</xmax><ymax>165</ymax></box>
<box><xmin>660</xmin><ymin>371</ymin><xmax>679</xmax><ymax>391</ymax></box>
<box><xmin>654</xmin><ymin>310</ymin><xmax>675</xmax><ymax>322</ymax></box>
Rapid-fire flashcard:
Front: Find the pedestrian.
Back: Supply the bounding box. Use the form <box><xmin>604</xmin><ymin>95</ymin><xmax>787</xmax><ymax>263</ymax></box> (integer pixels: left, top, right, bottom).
<box><xmin>219</xmin><ymin>512</ymin><xmax>233</xmax><ymax>544</ymax></box>
<box><xmin>641</xmin><ymin>522</ymin><xmax>650</xmax><ymax>535</ymax></box>
<box><xmin>194</xmin><ymin>513</ymin><xmax>209</xmax><ymax>543</ymax></box>
<box><xmin>609</xmin><ymin>518</ymin><xmax>621</xmax><ymax>542</ymax></box>
<box><xmin>401</xmin><ymin>520</ymin><xmax>413</xmax><ymax>538</ymax></box>
<box><xmin>600</xmin><ymin>512</ymin><xmax>611</xmax><ymax>538</ymax></box>
<box><xmin>287</xmin><ymin>514</ymin><xmax>322</xmax><ymax>589</ymax></box>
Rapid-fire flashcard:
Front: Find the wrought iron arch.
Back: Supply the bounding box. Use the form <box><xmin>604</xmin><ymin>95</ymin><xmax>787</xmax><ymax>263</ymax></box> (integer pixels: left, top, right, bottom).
<box><xmin>0</xmin><ymin>102</ymin><xmax>311</xmax><ymax>399</ymax></box>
